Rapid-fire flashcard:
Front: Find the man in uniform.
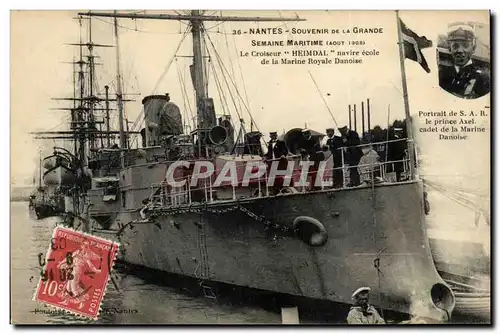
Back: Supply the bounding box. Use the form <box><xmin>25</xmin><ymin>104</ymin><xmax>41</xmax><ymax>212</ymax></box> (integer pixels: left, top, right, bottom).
<box><xmin>387</xmin><ymin>128</ymin><xmax>407</xmax><ymax>182</ymax></box>
<box><xmin>302</xmin><ymin>129</ymin><xmax>323</xmax><ymax>189</ymax></box>
<box><xmin>347</xmin><ymin>287</ymin><xmax>385</xmax><ymax>324</ymax></box>
<box><xmin>265</xmin><ymin>131</ymin><xmax>287</xmax><ymax>160</ymax></box>
<box><xmin>338</xmin><ymin>126</ymin><xmax>363</xmax><ymax>186</ymax></box>
<box><xmin>265</xmin><ymin>132</ymin><xmax>288</xmax><ymax>194</ymax></box>
<box><xmin>325</xmin><ymin>128</ymin><xmax>344</xmax><ymax>188</ymax></box>
<box><xmin>438</xmin><ymin>25</ymin><xmax>490</xmax><ymax>99</ymax></box>
<box><xmin>359</xmin><ymin>136</ymin><xmax>381</xmax><ymax>184</ymax></box>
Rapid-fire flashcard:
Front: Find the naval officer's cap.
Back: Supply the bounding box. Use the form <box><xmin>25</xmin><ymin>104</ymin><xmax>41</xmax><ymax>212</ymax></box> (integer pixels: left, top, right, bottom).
<box><xmin>447</xmin><ymin>24</ymin><xmax>475</xmax><ymax>41</ymax></box>
<box><xmin>270</xmin><ymin>131</ymin><xmax>278</xmax><ymax>135</ymax></box>
<box><xmin>352</xmin><ymin>287</ymin><xmax>371</xmax><ymax>299</ymax></box>
<box><xmin>326</xmin><ymin>128</ymin><xmax>335</xmax><ymax>132</ymax></box>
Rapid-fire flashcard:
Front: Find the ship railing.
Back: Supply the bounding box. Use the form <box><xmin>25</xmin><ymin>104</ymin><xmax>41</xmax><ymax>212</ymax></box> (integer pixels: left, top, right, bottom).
<box><xmin>148</xmin><ymin>178</ymin><xmax>193</xmax><ymax>208</ymax></box>
<box><xmin>143</xmin><ymin>138</ymin><xmax>415</xmax><ymax>209</ymax></box>
<box><xmin>145</xmin><ymin>159</ymin><xmax>413</xmax><ymax>210</ymax></box>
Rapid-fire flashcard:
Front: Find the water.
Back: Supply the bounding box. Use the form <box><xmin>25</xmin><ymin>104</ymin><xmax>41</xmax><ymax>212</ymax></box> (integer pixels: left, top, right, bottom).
<box><xmin>10</xmin><ymin>201</ymin><xmax>282</xmax><ymax>324</ymax></box>
<box><xmin>10</xmin><ymin>201</ymin><xmax>489</xmax><ymax>325</ymax></box>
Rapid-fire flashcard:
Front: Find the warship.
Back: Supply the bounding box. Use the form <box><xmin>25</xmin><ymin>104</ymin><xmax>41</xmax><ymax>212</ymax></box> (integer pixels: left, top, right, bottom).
<box><xmin>31</xmin><ymin>10</ymin><xmax>457</xmax><ymax>321</ymax></box>
<box><xmin>28</xmin><ymin>152</ymin><xmax>66</xmax><ymax>219</ymax></box>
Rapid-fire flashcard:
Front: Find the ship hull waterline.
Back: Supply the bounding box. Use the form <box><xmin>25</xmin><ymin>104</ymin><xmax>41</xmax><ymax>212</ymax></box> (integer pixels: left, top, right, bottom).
<box><xmin>91</xmin><ymin>180</ymin><xmax>454</xmax><ymax>321</ymax></box>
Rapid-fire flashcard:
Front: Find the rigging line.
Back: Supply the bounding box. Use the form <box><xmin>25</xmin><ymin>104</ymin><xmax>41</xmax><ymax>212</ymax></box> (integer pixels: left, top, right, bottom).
<box><xmin>172</xmin><ymin>10</ymin><xmax>191</xmax><ymax>26</ymax></box>
<box><xmin>208</xmin><ymin>56</ymin><xmax>228</xmax><ymax>116</ymax></box>
<box><xmin>204</xmin><ymin>20</ymin><xmax>226</xmax><ymax>31</ymax></box>
<box><xmin>308</xmin><ymin>70</ymin><xmax>339</xmax><ymax>129</ymax></box>
<box><xmin>204</xmin><ymin>36</ymin><xmax>210</xmax><ymax>98</ymax></box>
<box><xmin>222</xmin><ymin>22</ymin><xmax>243</xmax><ymax>115</ymax></box>
<box><xmin>129</xmin><ymin>104</ymin><xmax>144</xmax><ymax>131</ymax></box>
<box><xmin>151</xmin><ymin>25</ymin><xmax>191</xmax><ymax>94</ymax></box>
<box><xmin>93</xmin><ymin>16</ymin><xmax>186</xmax><ymax>35</ymax></box>
<box><xmin>206</xmin><ymin>32</ymin><xmax>253</xmax><ymax>118</ymax></box>
<box><xmin>175</xmin><ymin>59</ymin><xmax>196</xmax><ymax>131</ymax></box>
<box><xmin>205</xmin><ymin>33</ymin><xmax>264</xmax><ymax>142</ymax></box>
<box><xmin>45</xmin><ymin>115</ymin><xmax>73</xmax><ymax>131</ymax></box>
<box><xmin>230</xmin><ymin>21</ymin><xmax>250</xmax><ymax>108</ymax></box>
<box><xmin>206</xmin><ymin>44</ymin><xmax>238</xmax><ymax>132</ymax></box>
<box><xmin>129</xmin><ymin>25</ymin><xmax>191</xmax><ymax>136</ymax></box>
<box><xmin>203</xmin><ymin>31</ymin><xmax>228</xmax><ymax>118</ymax></box>
<box><xmin>277</xmin><ymin>10</ymin><xmax>297</xmax><ymax>42</ymax></box>
<box><xmin>182</xmin><ymin>64</ymin><xmax>196</xmax><ymax>130</ymax></box>
<box><xmin>175</xmin><ymin>61</ymin><xmax>188</xmax><ymax>132</ymax></box>
<box><xmin>203</xmin><ymin>34</ymin><xmax>236</xmax><ymax>132</ymax></box>
<box><xmin>203</xmin><ymin>34</ymin><xmax>244</xmax><ymax>123</ymax></box>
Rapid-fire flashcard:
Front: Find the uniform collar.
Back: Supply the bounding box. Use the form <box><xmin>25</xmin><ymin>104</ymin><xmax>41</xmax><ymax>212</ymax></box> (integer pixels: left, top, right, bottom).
<box><xmin>351</xmin><ymin>305</ymin><xmax>374</xmax><ymax>312</ymax></box>
<box><xmin>455</xmin><ymin>59</ymin><xmax>473</xmax><ymax>73</ymax></box>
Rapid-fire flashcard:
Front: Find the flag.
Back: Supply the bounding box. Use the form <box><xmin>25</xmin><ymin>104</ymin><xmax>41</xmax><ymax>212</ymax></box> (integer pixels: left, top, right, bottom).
<box><xmin>399</xmin><ymin>19</ymin><xmax>432</xmax><ymax>73</ymax></box>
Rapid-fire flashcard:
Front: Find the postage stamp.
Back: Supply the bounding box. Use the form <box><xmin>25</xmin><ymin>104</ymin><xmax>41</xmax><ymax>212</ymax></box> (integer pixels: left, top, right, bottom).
<box><xmin>33</xmin><ymin>226</ymin><xmax>119</xmax><ymax>320</ymax></box>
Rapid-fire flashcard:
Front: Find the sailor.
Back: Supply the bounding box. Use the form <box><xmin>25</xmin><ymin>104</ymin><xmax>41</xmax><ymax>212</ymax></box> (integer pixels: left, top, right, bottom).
<box><xmin>326</xmin><ymin>128</ymin><xmax>344</xmax><ymax>188</ymax></box>
<box><xmin>347</xmin><ymin>287</ymin><xmax>385</xmax><ymax>324</ymax></box>
<box><xmin>358</xmin><ymin>136</ymin><xmax>381</xmax><ymax>184</ymax></box>
<box><xmin>338</xmin><ymin>126</ymin><xmax>363</xmax><ymax>187</ymax></box>
<box><xmin>302</xmin><ymin>129</ymin><xmax>323</xmax><ymax>189</ymax></box>
<box><xmin>438</xmin><ymin>25</ymin><xmax>490</xmax><ymax>99</ymax></box>
<box><xmin>387</xmin><ymin>128</ymin><xmax>406</xmax><ymax>182</ymax></box>
<box><xmin>265</xmin><ymin>131</ymin><xmax>287</xmax><ymax>160</ymax></box>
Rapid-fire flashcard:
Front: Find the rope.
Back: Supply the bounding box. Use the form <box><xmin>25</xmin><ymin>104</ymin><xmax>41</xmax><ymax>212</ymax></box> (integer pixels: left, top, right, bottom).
<box><xmin>127</xmin><ymin>25</ymin><xmax>191</xmax><ymax>148</ymax></box>
<box><xmin>223</xmin><ymin>22</ymin><xmax>243</xmax><ymax>114</ymax></box>
<box><xmin>308</xmin><ymin>70</ymin><xmax>339</xmax><ymax>130</ymax></box>
<box><xmin>370</xmin><ymin>167</ymin><xmax>385</xmax><ymax>320</ymax></box>
<box><xmin>175</xmin><ymin>59</ymin><xmax>195</xmax><ymax>131</ymax></box>
<box><xmin>203</xmin><ymin>34</ymin><xmax>243</xmax><ymax>123</ymax></box>
<box><xmin>204</xmin><ymin>33</ymin><xmax>265</xmax><ymax>145</ymax></box>
<box><xmin>230</xmin><ymin>21</ymin><xmax>250</xmax><ymax>108</ymax></box>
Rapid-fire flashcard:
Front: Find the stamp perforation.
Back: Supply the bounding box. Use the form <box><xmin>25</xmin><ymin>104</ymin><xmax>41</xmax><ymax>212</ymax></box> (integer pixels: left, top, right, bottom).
<box><xmin>32</xmin><ymin>226</ymin><xmax>120</xmax><ymax>321</ymax></box>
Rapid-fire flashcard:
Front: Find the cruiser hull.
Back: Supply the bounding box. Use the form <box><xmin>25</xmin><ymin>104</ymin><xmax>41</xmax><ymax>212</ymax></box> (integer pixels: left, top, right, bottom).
<box><xmin>93</xmin><ymin>181</ymin><xmax>454</xmax><ymax>321</ymax></box>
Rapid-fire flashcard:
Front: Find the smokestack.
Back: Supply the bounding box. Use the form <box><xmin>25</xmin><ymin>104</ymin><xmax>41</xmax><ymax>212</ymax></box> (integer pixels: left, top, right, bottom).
<box><xmin>353</xmin><ymin>104</ymin><xmax>357</xmax><ymax>133</ymax></box>
<box><xmin>367</xmin><ymin>98</ymin><xmax>371</xmax><ymax>132</ymax></box>
<box><xmin>361</xmin><ymin>101</ymin><xmax>365</xmax><ymax>135</ymax></box>
<box><xmin>348</xmin><ymin>104</ymin><xmax>352</xmax><ymax>129</ymax></box>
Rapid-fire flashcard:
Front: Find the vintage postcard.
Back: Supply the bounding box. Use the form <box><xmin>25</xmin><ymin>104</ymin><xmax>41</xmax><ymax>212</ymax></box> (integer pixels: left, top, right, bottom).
<box><xmin>10</xmin><ymin>10</ymin><xmax>490</xmax><ymax>325</ymax></box>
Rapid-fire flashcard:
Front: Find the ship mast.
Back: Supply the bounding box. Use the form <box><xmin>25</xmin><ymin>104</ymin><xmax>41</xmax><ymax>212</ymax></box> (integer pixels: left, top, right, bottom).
<box><xmin>113</xmin><ymin>11</ymin><xmax>126</xmax><ymax>152</ymax></box>
<box><xmin>78</xmin><ymin>10</ymin><xmax>303</xmax><ymax>133</ymax></box>
<box><xmin>77</xmin><ymin>19</ymin><xmax>86</xmax><ymax>165</ymax></box>
<box><xmin>191</xmin><ymin>10</ymin><xmax>208</xmax><ymax>128</ymax></box>
<box><xmin>396</xmin><ymin>10</ymin><xmax>416</xmax><ymax>180</ymax></box>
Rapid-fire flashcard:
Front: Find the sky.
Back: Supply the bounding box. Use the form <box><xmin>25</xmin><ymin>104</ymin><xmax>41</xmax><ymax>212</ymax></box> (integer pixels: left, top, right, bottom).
<box><xmin>10</xmin><ymin>10</ymin><xmax>490</xmax><ymax>195</ymax></box>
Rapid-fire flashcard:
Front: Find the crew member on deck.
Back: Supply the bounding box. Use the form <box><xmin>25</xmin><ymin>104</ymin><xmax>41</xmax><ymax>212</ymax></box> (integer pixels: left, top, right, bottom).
<box><xmin>326</xmin><ymin>128</ymin><xmax>343</xmax><ymax>188</ymax></box>
<box><xmin>265</xmin><ymin>131</ymin><xmax>287</xmax><ymax>160</ymax></box>
<box><xmin>265</xmin><ymin>131</ymin><xmax>288</xmax><ymax>194</ymax></box>
<box><xmin>359</xmin><ymin>136</ymin><xmax>381</xmax><ymax>184</ymax></box>
<box><xmin>438</xmin><ymin>25</ymin><xmax>490</xmax><ymax>99</ymax></box>
<box><xmin>387</xmin><ymin>128</ymin><xmax>406</xmax><ymax>182</ymax></box>
<box><xmin>347</xmin><ymin>287</ymin><xmax>385</xmax><ymax>324</ymax></box>
<box><xmin>302</xmin><ymin>129</ymin><xmax>322</xmax><ymax>189</ymax></box>
<box><xmin>338</xmin><ymin>126</ymin><xmax>363</xmax><ymax>187</ymax></box>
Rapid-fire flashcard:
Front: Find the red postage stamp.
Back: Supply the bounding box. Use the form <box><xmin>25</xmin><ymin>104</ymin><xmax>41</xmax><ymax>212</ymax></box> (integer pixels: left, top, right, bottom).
<box><xmin>33</xmin><ymin>226</ymin><xmax>119</xmax><ymax>320</ymax></box>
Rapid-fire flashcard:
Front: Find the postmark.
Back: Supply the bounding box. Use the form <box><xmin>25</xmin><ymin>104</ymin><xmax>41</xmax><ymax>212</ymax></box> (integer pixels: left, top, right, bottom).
<box><xmin>33</xmin><ymin>226</ymin><xmax>119</xmax><ymax>320</ymax></box>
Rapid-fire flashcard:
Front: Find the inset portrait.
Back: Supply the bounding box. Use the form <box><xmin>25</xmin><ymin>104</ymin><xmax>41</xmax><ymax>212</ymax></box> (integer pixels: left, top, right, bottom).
<box><xmin>437</xmin><ymin>22</ymin><xmax>490</xmax><ymax>99</ymax></box>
